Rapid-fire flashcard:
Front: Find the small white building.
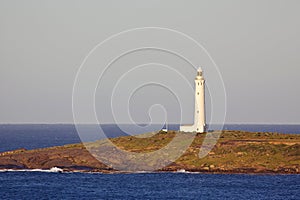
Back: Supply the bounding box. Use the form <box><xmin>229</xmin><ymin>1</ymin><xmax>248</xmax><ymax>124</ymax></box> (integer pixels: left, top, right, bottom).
<box><xmin>180</xmin><ymin>68</ymin><xmax>206</xmax><ymax>133</ymax></box>
<box><xmin>161</xmin><ymin>128</ymin><xmax>168</xmax><ymax>132</ymax></box>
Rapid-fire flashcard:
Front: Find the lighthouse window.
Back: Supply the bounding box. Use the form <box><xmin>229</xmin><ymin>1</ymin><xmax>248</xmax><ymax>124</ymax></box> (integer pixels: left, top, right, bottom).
<box><xmin>197</xmin><ymin>110</ymin><xmax>199</xmax><ymax>113</ymax></box>
<box><xmin>197</xmin><ymin>92</ymin><xmax>199</xmax><ymax>95</ymax></box>
<box><xmin>198</xmin><ymin>83</ymin><xmax>199</xmax><ymax>86</ymax></box>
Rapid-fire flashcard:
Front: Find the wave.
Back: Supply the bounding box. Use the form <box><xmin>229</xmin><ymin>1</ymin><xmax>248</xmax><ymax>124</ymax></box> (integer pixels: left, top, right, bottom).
<box><xmin>0</xmin><ymin>168</ymin><xmax>202</xmax><ymax>174</ymax></box>
<box><xmin>175</xmin><ymin>169</ymin><xmax>200</xmax><ymax>174</ymax></box>
<box><xmin>0</xmin><ymin>167</ymin><xmax>63</xmax><ymax>173</ymax></box>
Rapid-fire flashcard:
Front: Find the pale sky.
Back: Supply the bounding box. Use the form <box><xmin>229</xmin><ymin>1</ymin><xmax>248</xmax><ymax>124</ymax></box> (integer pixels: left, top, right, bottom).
<box><xmin>0</xmin><ymin>0</ymin><xmax>299</xmax><ymax>124</ymax></box>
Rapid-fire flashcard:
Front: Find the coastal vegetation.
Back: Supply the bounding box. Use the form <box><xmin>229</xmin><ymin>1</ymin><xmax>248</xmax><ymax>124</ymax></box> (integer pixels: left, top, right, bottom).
<box><xmin>0</xmin><ymin>130</ymin><xmax>299</xmax><ymax>174</ymax></box>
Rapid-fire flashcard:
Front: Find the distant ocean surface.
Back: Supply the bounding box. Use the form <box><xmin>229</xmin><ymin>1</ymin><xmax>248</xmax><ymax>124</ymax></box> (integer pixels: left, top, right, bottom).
<box><xmin>0</xmin><ymin>124</ymin><xmax>299</xmax><ymax>152</ymax></box>
<box><xmin>0</xmin><ymin>124</ymin><xmax>299</xmax><ymax>200</ymax></box>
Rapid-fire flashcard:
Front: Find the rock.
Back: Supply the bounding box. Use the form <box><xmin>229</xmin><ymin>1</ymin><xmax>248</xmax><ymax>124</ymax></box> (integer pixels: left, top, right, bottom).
<box><xmin>0</xmin><ymin>148</ymin><xmax>27</xmax><ymax>156</ymax></box>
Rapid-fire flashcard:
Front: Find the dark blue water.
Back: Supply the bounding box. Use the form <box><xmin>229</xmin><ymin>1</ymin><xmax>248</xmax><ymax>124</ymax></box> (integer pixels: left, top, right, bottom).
<box><xmin>0</xmin><ymin>124</ymin><xmax>300</xmax><ymax>152</ymax></box>
<box><xmin>0</xmin><ymin>172</ymin><xmax>299</xmax><ymax>200</ymax></box>
<box><xmin>0</xmin><ymin>124</ymin><xmax>299</xmax><ymax>199</ymax></box>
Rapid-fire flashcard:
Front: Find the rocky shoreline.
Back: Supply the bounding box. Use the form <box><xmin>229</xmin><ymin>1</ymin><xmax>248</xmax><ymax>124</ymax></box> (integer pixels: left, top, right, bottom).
<box><xmin>0</xmin><ymin>130</ymin><xmax>299</xmax><ymax>174</ymax></box>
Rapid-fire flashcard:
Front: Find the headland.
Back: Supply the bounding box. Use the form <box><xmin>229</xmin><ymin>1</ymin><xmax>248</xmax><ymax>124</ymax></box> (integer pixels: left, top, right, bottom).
<box><xmin>0</xmin><ymin>130</ymin><xmax>299</xmax><ymax>174</ymax></box>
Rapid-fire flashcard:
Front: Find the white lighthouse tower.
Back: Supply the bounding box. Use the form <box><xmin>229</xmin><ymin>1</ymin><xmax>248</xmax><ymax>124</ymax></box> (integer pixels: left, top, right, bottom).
<box><xmin>180</xmin><ymin>68</ymin><xmax>206</xmax><ymax>133</ymax></box>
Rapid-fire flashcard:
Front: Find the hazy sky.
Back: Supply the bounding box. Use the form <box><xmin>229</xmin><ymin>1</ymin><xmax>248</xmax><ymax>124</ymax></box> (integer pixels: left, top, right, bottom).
<box><xmin>0</xmin><ymin>0</ymin><xmax>299</xmax><ymax>124</ymax></box>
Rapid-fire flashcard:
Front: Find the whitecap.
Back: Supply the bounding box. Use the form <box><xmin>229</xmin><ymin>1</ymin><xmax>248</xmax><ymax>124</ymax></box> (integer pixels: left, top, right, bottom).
<box><xmin>0</xmin><ymin>167</ymin><xmax>63</xmax><ymax>173</ymax></box>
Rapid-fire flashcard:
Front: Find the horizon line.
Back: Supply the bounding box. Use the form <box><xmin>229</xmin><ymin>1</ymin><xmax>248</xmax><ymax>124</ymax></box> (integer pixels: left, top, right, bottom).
<box><xmin>0</xmin><ymin>122</ymin><xmax>299</xmax><ymax>125</ymax></box>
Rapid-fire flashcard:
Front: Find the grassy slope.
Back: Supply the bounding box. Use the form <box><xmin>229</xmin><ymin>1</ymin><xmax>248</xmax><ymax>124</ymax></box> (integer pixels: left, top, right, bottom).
<box><xmin>87</xmin><ymin>130</ymin><xmax>300</xmax><ymax>172</ymax></box>
<box><xmin>0</xmin><ymin>130</ymin><xmax>299</xmax><ymax>173</ymax></box>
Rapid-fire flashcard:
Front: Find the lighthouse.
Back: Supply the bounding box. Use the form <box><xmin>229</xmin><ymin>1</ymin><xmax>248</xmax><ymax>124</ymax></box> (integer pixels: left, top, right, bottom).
<box><xmin>180</xmin><ymin>68</ymin><xmax>206</xmax><ymax>133</ymax></box>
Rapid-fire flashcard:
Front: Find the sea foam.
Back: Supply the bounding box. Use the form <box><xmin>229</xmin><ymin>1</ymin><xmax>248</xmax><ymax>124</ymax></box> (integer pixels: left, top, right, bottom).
<box><xmin>0</xmin><ymin>167</ymin><xmax>63</xmax><ymax>173</ymax></box>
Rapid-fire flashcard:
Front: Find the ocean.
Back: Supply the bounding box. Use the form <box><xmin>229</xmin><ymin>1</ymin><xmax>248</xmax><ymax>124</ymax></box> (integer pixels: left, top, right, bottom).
<box><xmin>1</xmin><ymin>124</ymin><xmax>300</xmax><ymax>152</ymax></box>
<box><xmin>0</xmin><ymin>124</ymin><xmax>299</xmax><ymax>199</ymax></box>
<box><xmin>0</xmin><ymin>172</ymin><xmax>299</xmax><ymax>200</ymax></box>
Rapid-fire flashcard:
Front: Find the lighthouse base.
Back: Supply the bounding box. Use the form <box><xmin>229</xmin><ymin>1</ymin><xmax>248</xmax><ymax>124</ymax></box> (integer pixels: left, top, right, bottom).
<box><xmin>180</xmin><ymin>125</ymin><xmax>205</xmax><ymax>133</ymax></box>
